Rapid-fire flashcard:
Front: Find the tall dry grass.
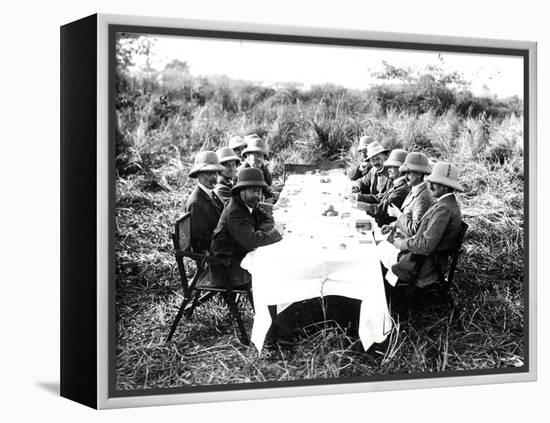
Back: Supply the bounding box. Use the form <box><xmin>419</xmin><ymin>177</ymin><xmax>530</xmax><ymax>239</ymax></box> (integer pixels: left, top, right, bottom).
<box><xmin>114</xmin><ymin>68</ymin><xmax>525</xmax><ymax>390</ymax></box>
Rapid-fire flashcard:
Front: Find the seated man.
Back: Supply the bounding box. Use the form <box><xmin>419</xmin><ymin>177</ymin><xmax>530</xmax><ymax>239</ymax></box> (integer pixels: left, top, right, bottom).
<box><xmin>214</xmin><ymin>146</ymin><xmax>240</xmax><ymax>204</ymax></box>
<box><xmin>351</xmin><ymin>141</ymin><xmax>392</xmax><ymax>197</ymax></box>
<box><xmin>228</xmin><ymin>135</ymin><xmax>247</xmax><ymax>158</ymax></box>
<box><xmin>348</xmin><ymin>135</ymin><xmax>373</xmax><ymax>181</ymax></box>
<box><xmin>354</xmin><ymin>149</ymin><xmax>409</xmax><ymax>226</ymax></box>
<box><xmin>211</xmin><ymin>167</ymin><xmax>284</xmax><ymax>287</ymax></box>
<box><xmin>185</xmin><ymin>151</ymin><xmax>226</xmax><ymax>253</ymax></box>
<box><xmin>382</xmin><ymin>151</ymin><xmax>434</xmax><ymax>237</ymax></box>
<box><xmin>388</xmin><ymin>161</ymin><xmax>464</xmax><ymax>290</ymax></box>
<box><xmin>238</xmin><ymin>134</ymin><xmax>277</xmax><ymax>202</ymax></box>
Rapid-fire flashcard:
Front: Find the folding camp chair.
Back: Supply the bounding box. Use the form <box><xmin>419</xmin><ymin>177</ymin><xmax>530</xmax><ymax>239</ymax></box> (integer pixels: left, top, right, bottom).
<box><xmin>282</xmin><ymin>163</ymin><xmax>316</xmax><ymax>182</ymax></box>
<box><xmin>318</xmin><ymin>160</ymin><xmax>347</xmax><ymax>172</ymax></box>
<box><xmin>283</xmin><ymin>160</ymin><xmax>347</xmax><ymax>182</ymax></box>
<box><xmin>392</xmin><ymin>221</ymin><xmax>469</xmax><ymax>311</ymax></box>
<box><xmin>165</xmin><ymin>212</ymin><xmax>252</xmax><ymax>345</ymax></box>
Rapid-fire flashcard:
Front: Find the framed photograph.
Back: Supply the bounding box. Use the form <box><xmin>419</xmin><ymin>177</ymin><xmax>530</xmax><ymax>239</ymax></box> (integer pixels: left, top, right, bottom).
<box><xmin>60</xmin><ymin>13</ymin><xmax>537</xmax><ymax>409</ymax></box>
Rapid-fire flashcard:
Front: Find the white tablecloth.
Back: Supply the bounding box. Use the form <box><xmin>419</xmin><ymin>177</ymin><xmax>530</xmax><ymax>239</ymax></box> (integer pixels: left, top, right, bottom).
<box><xmin>240</xmin><ymin>171</ymin><xmax>393</xmax><ymax>353</ymax></box>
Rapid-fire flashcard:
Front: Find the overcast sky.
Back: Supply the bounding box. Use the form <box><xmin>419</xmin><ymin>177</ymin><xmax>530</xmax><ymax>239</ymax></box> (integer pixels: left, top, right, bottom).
<box><xmin>129</xmin><ymin>34</ymin><xmax>524</xmax><ymax>99</ymax></box>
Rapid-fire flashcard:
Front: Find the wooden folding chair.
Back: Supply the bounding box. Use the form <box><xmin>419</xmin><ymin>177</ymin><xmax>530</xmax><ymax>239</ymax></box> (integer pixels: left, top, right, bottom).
<box><xmin>165</xmin><ymin>212</ymin><xmax>252</xmax><ymax>345</ymax></box>
<box><xmin>393</xmin><ymin>221</ymin><xmax>469</xmax><ymax>311</ymax></box>
<box><xmin>283</xmin><ymin>160</ymin><xmax>347</xmax><ymax>182</ymax></box>
<box><xmin>283</xmin><ymin>163</ymin><xmax>315</xmax><ymax>182</ymax></box>
<box><xmin>318</xmin><ymin>160</ymin><xmax>347</xmax><ymax>172</ymax></box>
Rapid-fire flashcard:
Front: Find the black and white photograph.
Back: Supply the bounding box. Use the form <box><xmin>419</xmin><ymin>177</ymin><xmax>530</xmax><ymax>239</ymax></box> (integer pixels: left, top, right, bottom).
<box><xmin>113</xmin><ymin>27</ymin><xmax>527</xmax><ymax>394</ymax></box>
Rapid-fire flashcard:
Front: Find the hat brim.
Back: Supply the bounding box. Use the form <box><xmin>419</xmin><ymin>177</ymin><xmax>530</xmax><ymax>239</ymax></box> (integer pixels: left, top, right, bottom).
<box><xmin>399</xmin><ymin>163</ymin><xmax>432</xmax><ymax>175</ymax></box>
<box><xmin>366</xmin><ymin>148</ymin><xmax>389</xmax><ymax>160</ymax></box>
<box><xmin>357</xmin><ymin>146</ymin><xmax>369</xmax><ymax>152</ymax></box>
<box><xmin>230</xmin><ymin>180</ymin><xmax>268</xmax><ymax>195</ymax></box>
<box><xmin>230</xmin><ymin>142</ymin><xmax>247</xmax><ymax>150</ymax></box>
<box><xmin>188</xmin><ymin>163</ymin><xmax>225</xmax><ymax>178</ymax></box>
<box><xmin>384</xmin><ymin>159</ymin><xmax>404</xmax><ymax>167</ymax></box>
<box><xmin>242</xmin><ymin>147</ymin><xmax>269</xmax><ymax>156</ymax></box>
<box><xmin>219</xmin><ymin>155</ymin><xmax>241</xmax><ymax>164</ymax></box>
<box><xmin>426</xmin><ymin>174</ymin><xmax>464</xmax><ymax>192</ymax></box>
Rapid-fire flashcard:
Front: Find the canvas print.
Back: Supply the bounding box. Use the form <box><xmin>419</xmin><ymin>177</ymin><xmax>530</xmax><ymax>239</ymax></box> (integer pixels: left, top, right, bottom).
<box><xmin>113</xmin><ymin>30</ymin><xmax>525</xmax><ymax>393</ymax></box>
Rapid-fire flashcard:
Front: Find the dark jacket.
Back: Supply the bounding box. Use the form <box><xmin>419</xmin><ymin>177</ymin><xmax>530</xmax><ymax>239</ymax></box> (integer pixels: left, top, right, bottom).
<box><xmin>349</xmin><ymin>161</ymin><xmax>372</xmax><ymax>181</ymax></box>
<box><xmin>355</xmin><ymin>166</ymin><xmax>392</xmax><ymax>196</ymax></box>
<box><xmin>237</xmin><ymin>161</ymin><xmax>275</xmax><ymax>200</ymax></box>
<box><xmin>214</xmin><ymin>175</ymin><xmax>234</xmax><ymax>204</ymax></box>
<box><xmin>402</xmin><ymin>194</ymin><xmax>463</xmax><ymax>287</ymax></box>
<box><xmin>184</xmin><ymin>186</ymin><xmax>224</xmax><ymax>253</ymax></box>
<box><xmin>364</xmin><ymin>176</ymin><xmax>410</xmax><ymax>226</ymax></box>
<box><xmin>211</xmin><ymin>194</ymin><xmax>282</xmax><ymax>262</ymax></box>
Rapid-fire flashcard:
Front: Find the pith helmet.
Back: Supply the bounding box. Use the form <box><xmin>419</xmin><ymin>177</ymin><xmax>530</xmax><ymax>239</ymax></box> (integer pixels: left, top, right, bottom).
<box><xmin>365</xmin><ymin>141</ymin><xmax>389</xmax><ymax>160</ymax></box>
<box><xmin>384</xmin><ymin>149</ymin><xmax>408</xmax><ymax>168</ymax></box>
<box><xmin>188</xmin><ymin>151</ymin><xmax>225</xmax><ymax>178</ymax></box>
<box><xmin>357</xmin><ymin>136</ymin><xmax>373</xmax><ymax>152</ymax></box>
<box><xmin>228</xmin><ymin>135</ymin><xmax>246</xmax><ymax>150</ymax></box>
<box><xmin>426</xmin><ymin>161</ymin><xmax>464</xmax><ymax>192</ymax></box>
<box><xmin>231</xmin><ymin>167</ymin><xmax>268</xmax><ymax>195</ymax></box>
<box><xmin>242</xmin><ymin>135</ymin><xmax>269</xmax><ymax>156</ymax></box>
<box><xmin>399</xmin><ymin>152</ymin><xmax>431</xmax><ymax>175</ymax></box>
<box><xmin>216</xmin><ymin>146</ymin><xmax>241</xmax><ymax>164</ymax></box>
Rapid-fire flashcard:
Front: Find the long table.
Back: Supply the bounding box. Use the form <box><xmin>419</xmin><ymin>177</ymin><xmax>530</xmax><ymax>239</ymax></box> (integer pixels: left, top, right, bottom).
<box><xmin>241</xmin><ymin>170</ymin><xmax>392</xmax><ymax>353</ymax></box>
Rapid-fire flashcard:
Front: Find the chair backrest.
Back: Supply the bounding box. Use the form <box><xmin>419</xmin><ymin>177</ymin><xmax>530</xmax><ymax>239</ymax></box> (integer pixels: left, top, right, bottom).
<box><xmin>173</xmin><ymin>212</ymin><xmax>192</xmax><ymax>251</ymax></box>
<box><xmin>447</xmin><ymin>221</ymin><xmax>468</xmax><ymax>285</ymax></box>
<box><xmin>318</xmin><ymin>160</ymin><xmax>347</xmax><ymax>171</ymax></box>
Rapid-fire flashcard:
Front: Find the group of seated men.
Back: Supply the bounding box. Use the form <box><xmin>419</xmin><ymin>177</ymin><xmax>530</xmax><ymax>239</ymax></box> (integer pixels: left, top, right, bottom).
<box><xmin>185</xmin><ymin>134</ymin><xmax>284</xmax><ymax>288</ymax></box>
<box><xmin>184</xmin><ymin>131</ymin><xmax>464</xmax><ymax>303</ymax></box>
<box><xmin>348</xmin><ymin>137</ymin><xmax>463</xmax><ymax>292</ymax></box>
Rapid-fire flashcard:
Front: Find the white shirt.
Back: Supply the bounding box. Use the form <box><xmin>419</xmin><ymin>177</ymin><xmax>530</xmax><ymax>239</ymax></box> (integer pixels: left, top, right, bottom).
<box><xmin>197</xmin><ymin>182</ymin><xmax>214</xmax><ymax>197</ymax></box>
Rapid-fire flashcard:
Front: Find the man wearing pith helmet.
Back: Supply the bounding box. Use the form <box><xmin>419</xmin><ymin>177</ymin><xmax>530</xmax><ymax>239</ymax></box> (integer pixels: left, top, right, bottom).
<box><xmin>238</xmin><ymin>134</ymin><xmax>276</xmax><ymax>201</ymax></box>
<box><xmin>185</xmin><ymin>151</ymin><xmax>226</xmax><ymax>253</ymax></box>
<box><xmin>352</xmin><ymin>141</ymin><xmax>392</xmax><ymax>196</ymax></box>
<box><xmin>214</xmin><ymin>146</ymin><xmax>240</xmax><ymax>204</ymax></box>
<box><xmin>391</xmin><ymin>161</ymin><xmax>464</xmax><ymax>288</ymax></box>
<box><xmin>355</xmin><ymin>149</ymin><xmax>410</xmax><ymax>226</ymax></box>
<box><xmin>228</xmin><ymin>135</ymin><xmax>247</xmax><ymax>158</ymax></box>
<box><xmin>211</xmin><ymin>167</ymin><xmax>284</xmax><ymax>286</ymax></box>
<box><xmin>349</xmin><ymin>135</ymin><xmax>373</xmax><ymax>181</ymax></box>
<box><xmin>383</xmin><ymin>151</ymin><xmax>434</xmax><ymax>238</ymax></box>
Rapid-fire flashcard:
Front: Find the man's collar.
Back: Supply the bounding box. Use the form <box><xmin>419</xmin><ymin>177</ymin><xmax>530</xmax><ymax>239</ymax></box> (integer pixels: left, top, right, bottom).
<box><xmin>411</xmin><ymin>181</ymin><xmax>427</xmax><ymax>195</ymax></box>
<box><xmin>197</xmin><ymin>182</ymin><xmax>213</xmax><ymax>196</ymax></box>
<box><xmin>437</xmin><ymin>192</ymin><xmax>455</xmax><ymax>202</ymax></box>
<box><xmin>394</xmin><ymin>175</ymin><xmax>407</xmax><ymax>186</ymax></box>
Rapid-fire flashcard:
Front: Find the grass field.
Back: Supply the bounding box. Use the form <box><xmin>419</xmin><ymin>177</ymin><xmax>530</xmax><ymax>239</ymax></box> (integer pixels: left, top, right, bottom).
<box><xmin>114</xmin><ymin>49</ymin><xmax>525</xmax><ymax>390</ymax></box>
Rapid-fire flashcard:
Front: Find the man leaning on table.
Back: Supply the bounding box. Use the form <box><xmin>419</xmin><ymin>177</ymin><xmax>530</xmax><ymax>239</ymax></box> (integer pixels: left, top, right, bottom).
<box><xmin>211</xmin><ymin>167</ymin><xmax>284</xmax><ymax>287</ymax></box>
<box><xmin>381</xmin><ymin>161</ymin><xmax>464</xmax><ymax>291</ymax></box>
<box><xmin>354</xmin><ymin>148</ymin><xmax>410</xmax><ymax>226</ymax></box>
<box><xmin>381</xmin><ymin>152</ymin><xmax>434</xmax><ymax>238</ymax></box>
<box><xmin>351</xmin><ymin>141</ymin><xmax>392</xmax><ymax>197</ymax></box>
<box><xmin>349</xmin><ymin>135</ymin><xmax>373</xmax><ymax>181</ymax></box>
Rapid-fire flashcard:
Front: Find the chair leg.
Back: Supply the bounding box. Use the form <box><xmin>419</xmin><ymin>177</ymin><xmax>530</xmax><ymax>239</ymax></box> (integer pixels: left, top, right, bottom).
<box><xmin>184</xmin><ymin>292</ymin><xmax>202</xmax><ymax>319</ymax></box>
<box><xmin>166</xmin><ymin>295</ymin><xmax>193</xmax><ymax>342</ymax></box>
<box><xmin>247</xmin><ymin>291</ymin><xmax>255</xmax><ymax>312</ymax></box>
<box><xmin>224</xmin><ymin>292</ymin><xmax>250</xmax><ymax>346</ymax></box>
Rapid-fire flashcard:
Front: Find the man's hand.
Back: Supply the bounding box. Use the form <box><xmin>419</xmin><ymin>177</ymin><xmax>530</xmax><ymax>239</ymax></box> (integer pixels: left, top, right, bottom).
<box><xmin>355</xmin><ymin>201</ymin><xmax>371</xmax><ymax>213</ymax></box>
<box><xmin>351</xmin><ymin>185</ymin><xmax>360</xmax><ymax>194</ymax></box>
<box><xmin>273</xmin><ymin>223</ymin><xmax>285</xmax><ymax>237</ymax></box>
<box><xmin>393</xmin><ymin>237</ymin><xmax>408</xmax><ymax>251</ymax></box>
<box><xmin>387</xmin><ymin>203</ymin><xmax>402</xmax><ymax>218</ymax></box>
<box><xmin>381</xmin><ymin>224</ymin><xmax>393</xmax><ymax>235</ymax></box>
<box><xmin>358</xmin><ymin>162</ymin><xmax>369</xmax><ymax>172</ymax></box>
